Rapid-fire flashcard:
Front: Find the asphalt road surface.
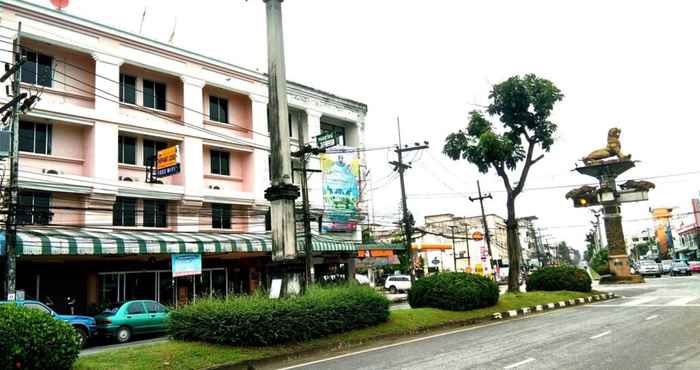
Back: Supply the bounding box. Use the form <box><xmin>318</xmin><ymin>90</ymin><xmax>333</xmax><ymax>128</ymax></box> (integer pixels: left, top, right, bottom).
<box><xmin>272</xmin><ymin>275</ymin><xmax>700</xmax><ymax>370</ymax></box>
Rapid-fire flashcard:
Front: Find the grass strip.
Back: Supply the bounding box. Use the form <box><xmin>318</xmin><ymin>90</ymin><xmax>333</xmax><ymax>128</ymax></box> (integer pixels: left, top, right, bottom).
<box><xmin>75</xmin><ymin>290</ymin><xmax>597</xmax><ymax>370</ymax></box>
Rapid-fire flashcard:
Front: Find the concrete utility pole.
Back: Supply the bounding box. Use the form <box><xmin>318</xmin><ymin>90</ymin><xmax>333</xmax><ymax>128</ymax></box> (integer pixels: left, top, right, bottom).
<box><xmin>389</xmin><ymin>117</ymin><xmax>428</xmax><ymax>285</ymax></box>
<box><xmin>291</xmin><ymin>138</ymin><xmax>324</xmax><ymax>288</ymax></box>
<box><xmin>262</xmin><ymin>0</ymin><xmax>301</xmax><ymax>293</ymax></box>
<box><xmin>464</xmin><ymin>224</ymin><xmax>471</xmax><ymax>268</ymax></box>
<box><xmin>449</xmin><ymin>225</ymin><xmax>458</xmax><ymax>272</ymax></box>
<box><xmin>4</xmin><ymin>23</ymin><xmax>22</xmax><ymax>299</ymax></box>
<box><xmin>591</xmin><ymin>208</ymin><xmax>603</xmax><ymax>252</ymax></box>
<box><xmin>469</xmin><ymin>180</ymin><xmax>494</xmax><ymax>269</ymax></box>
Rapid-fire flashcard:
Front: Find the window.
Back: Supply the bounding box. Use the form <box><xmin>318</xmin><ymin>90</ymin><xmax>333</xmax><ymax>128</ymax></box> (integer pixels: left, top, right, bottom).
<box><xmin>17</xmin><ymin>191</ymin><xmax>51</xmax><ymax>225</ymax></box>
<box><xmin>113</xmin><ymin>197</ymin><xmax>136</xmax><ymax>227</ymax></box>
<box><xmin>23</xmin><ymin>303</ymin><xmax>51</xmax><ymax>314</ymax></box>
<box><xmin>20</xmin><ymin>51</ymin><xmax>52</xmax><ymax>87</ymax></box>
<box><xmin>209</xmin><ymin>96</ymin><xmax>228</xmax><ymax>123</ymax></box>
<box><xmin>288</xmin><ymin>112</ymin><xmax>293</xmax><ymax>138</ymax></box>
<box><xmin>143</xmin><ymin>79</ymin><xmax>166</xmax><ymax>111</ymax></box>
<box><xmin>118</xmin><ymin>136</ymin><xmax>136</xmax><ymax>165</ymax></box>
<box><xmin>143</xmin><ymin>199</ymin><xmax>167</xmax><ymax>227</ymax></box>
<box><xmin>210</xmin><ymin>150</ymin><xmax>230</xmax><ymax>176</ymax></box>
<box><xmin>212</xmin><ymin>203</ymin><xmax>232</xmax><ymax>229</ymax></box>
<box><xmin>19</xmin><ymin>121</ymin><xmax>51</xmax><ymax>155</ymax></box>
<box><xmin>321</xmin><ymin>123</ymin><xmax>346</xmax><ymax>146</ymax></box>
<box><xmin>127</xmin><ymin>302</ymin><xmax>145</xmax><ymax>314</ymax></box>
<box><xmin>143</xmin><ymin>139</ymin><xmax>167</xmax><ymax>167</ymax></box>
<box><xmin>119</xmin><ymin>74</ymin><xmax>136</xmax><ymax>104</ymax></box>
<box><xmin>144</xmin><ymin>301</ymin><xmax>158</xmax><ymax>313</ymax></box>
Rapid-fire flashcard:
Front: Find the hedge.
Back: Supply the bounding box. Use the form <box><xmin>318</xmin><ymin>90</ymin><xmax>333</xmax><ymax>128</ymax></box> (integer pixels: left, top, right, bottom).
<box><xmin>526</xmin><ymin>266</ymin><xmax>592</xmax><ymax>292</ymax></box>
<box><xmin>408</xmin><ymin>272</ymin><xmax>499</xmax><ymax>311</ymax></box>
<box><xmin>168</xmin><ymin>284</ymin><xmax>390</xmax><ymax>346</ymax></box>
<box><xmin>0</xmin><ymin>304</ymin><xmax>80</xmax><ymax>370</ymax></box>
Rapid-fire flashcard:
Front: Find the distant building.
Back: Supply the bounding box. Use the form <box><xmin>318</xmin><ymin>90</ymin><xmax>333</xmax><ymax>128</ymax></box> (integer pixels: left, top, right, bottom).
<box><xmin>414</xmin><ymin>213</ymin><xmax>508</xmax><ymax>279</ymax></box>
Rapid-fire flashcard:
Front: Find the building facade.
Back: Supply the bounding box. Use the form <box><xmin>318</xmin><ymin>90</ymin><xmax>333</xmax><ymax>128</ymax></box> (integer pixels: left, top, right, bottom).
<box><xmin>0</xmin><ymin>0</ymin><xmax>367</xmax><ymax>313</ymax></box>
<box><xmin>415</xmin><ymin>213</ymin><xmax>509</xmax><ymax>279</ymax></box>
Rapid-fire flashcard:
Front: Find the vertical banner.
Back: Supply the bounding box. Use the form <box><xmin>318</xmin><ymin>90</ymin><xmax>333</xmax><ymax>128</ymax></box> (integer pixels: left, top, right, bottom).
<box><xmin>171</xmin><ymin>254</ymin><xmax>202</xmax><ymax>277</ymax></box>
<box><xmin>320</xmin><ymin>151</ymin><xmax>360</xmax><ymax>232</ymax></box>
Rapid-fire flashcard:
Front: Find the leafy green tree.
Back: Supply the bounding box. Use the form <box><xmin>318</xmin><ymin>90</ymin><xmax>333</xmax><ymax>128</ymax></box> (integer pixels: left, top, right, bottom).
<box><xmin>443</xmin><ymin>74</ymin><xmax>563</xmax><ymax>292</ymax></box>
<box><xmin>557</xmin><ymin>241</ymin><xmax>573</xmax><ymax>265</ymax></box>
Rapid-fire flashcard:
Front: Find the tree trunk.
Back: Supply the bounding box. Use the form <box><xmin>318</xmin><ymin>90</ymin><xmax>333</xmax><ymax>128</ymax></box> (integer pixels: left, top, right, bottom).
<box><xmin>506</xmin><ymin>195</ymin><xmax>521</xmax><ymax>293</ymax></box>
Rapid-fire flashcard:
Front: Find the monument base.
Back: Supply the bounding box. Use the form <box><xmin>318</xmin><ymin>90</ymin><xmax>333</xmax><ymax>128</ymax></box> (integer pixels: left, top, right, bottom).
<box><xmin>599</xmin><ymin>254</ymin><xmax>644</xmax><ymax>284</ymax></box>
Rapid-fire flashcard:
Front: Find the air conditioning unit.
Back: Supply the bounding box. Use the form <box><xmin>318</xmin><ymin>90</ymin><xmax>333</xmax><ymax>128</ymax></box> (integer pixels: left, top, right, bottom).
<box><xmin>0</xmin><ymin>131</ymin><xmax>10</xmax><ymax>158</ymax></box>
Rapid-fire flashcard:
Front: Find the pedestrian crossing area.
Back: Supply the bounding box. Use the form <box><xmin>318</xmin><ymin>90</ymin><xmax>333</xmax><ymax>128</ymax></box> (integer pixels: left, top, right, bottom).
<box><xmin>591</xmin><ymin>295</ymin><xmax>700</xmax><ymax>307</ymax></box>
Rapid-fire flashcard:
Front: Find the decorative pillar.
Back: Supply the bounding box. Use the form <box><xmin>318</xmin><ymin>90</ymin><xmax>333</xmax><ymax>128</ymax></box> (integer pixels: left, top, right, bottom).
<box><xmin>178</xmin><ymin>76</ymin><xmax>205</xmax><ymax>231</ymax></box>
<box><xmin>91</xmin><ymin>53</ymin><xmax>123</xmax><ymax>117</ymax></box>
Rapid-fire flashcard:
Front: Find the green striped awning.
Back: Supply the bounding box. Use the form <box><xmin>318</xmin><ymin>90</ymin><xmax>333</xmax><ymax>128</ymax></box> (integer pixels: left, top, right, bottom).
<box><xmin>7</xmin><ymin>228</ymin><xmax>363</xmax><ymax>256</ymax></box>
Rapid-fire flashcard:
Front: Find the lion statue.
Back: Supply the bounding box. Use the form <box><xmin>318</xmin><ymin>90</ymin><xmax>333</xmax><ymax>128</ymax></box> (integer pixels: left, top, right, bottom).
<box><xmin>619</xmin><ymin>180</ymin><xmax>656</xmax><ymax>191</ymax></box>
<box><xmin>565</xmin><ymin>185</ymin><xmax>597</xmax><ymax>200</ymax></box>
<box><xmin>582</xmin><ymin>127</ymin><xmax>631</xmax><ymax>164</ymax></box>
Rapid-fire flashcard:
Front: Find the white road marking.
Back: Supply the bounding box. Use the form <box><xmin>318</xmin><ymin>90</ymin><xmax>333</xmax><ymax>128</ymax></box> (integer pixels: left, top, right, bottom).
<box><xmin>620</xmin><ymin>297</ymin><xmax>658</xmax><ymax>306</ymax></box>
<box><xmin>590</xmin><ymin>330</ymin><xmax>611</xmax><ymax>339</ymax></box>
<box><xmin>504</xmin><ymin>357</ymin><xmax>535</xmax><ymax>369</ymax></box>
<box><xmin>645</xmin><ymin>315</ymin><xmax>659</xmax><ymax>321</ymax></box>
<box><xmin>588</xmin><ymin>304</ymin><xmax>700</xmax><ymax>307</ymax></box>
<box><xmin>665</xmin><ymin>297</ymin><xmax>698</xmax><ymax>306</ymax></box>
<box><xmin>274</xmin><ymin>312</ymin><xmax>553</xmax><ymax>370</ymax></box>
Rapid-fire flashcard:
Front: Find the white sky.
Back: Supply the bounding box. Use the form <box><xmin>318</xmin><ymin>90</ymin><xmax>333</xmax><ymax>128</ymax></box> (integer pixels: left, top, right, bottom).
<box><xmin>29</xmin><ymin>0</ymin><xmax>700</xmax><ymax>252</ymax></box>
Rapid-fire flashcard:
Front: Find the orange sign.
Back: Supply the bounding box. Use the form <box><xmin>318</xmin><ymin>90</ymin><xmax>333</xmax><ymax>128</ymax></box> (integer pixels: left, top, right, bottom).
<box><xmin>472</xmin><ymin>231</ymin><xmax>484</xmax><ymax>241</ymax></box>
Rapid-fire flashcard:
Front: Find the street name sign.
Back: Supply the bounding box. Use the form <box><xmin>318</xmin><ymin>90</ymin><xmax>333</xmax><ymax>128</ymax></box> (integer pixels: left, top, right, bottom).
<box><xmin>316</xmin><ymin>132</ymin><xmax>337</xmax><ymax>149</ymax></box>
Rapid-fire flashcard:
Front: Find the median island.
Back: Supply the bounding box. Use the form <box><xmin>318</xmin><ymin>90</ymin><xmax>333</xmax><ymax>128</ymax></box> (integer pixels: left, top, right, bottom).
<box><xmin>76</xmin><ymin>271</ymin><xmax>601</xmax><ymax>370</ymax></box>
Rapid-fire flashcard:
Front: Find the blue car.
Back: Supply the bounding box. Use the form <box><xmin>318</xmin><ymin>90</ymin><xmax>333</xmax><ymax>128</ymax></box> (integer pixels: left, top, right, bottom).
<box><xmin>0</xmin><ymin>300</ymin><xmax>96</xmax><ymax>348</ymax></box>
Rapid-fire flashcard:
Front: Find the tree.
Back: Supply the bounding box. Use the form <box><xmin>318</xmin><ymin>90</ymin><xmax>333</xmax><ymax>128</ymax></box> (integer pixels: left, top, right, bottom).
<box><xmin>557</xmin><ymin>241</ymin><xmax>573</xmax><ymax>265</ymax></box>
<box><xmin>443</xmin><ymin>74</ymin><xmax>563</xmax><ymax>292</ymax></box>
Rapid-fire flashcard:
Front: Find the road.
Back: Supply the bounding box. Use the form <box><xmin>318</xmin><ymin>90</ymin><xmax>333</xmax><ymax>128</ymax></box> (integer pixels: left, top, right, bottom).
<box><xmin>273</xmin><ymin>275</ymin><xmax>700</xmax><ymax>370</ymax></box>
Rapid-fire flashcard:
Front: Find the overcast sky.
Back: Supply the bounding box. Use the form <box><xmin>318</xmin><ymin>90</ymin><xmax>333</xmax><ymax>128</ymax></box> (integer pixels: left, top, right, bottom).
<box><xmin>30</xmin><ymin>0</ymin><xmax>700</xmax><ymax>251</ymax></box>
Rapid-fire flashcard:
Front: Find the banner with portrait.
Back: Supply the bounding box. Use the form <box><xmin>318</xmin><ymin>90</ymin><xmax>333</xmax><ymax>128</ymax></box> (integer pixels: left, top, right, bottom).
<box><xmin>320</xmin><ymin>151</ymin><xmax>360</xmax><ymax>233</ymax></box>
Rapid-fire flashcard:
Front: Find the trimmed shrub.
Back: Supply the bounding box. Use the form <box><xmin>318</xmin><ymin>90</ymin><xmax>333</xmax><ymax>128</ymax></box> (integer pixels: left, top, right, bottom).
<box><xmin>408</xmin><ymin>272</ymin><xmax>499</xmax><ymax>311</ymax></box>
<box><xmin>526</xmin><ymin>266</ymin><xmax>592</xmax><ymax>292</ymax></box>
<box><xmin>0</xmin><ymin>304</ymin><xmax>80</xmax><ymax>370</ymax></box>
<box><xmin>168</xmin><ymin>284</ymin><xmax>390</xmax><ymax>346</ymax></box>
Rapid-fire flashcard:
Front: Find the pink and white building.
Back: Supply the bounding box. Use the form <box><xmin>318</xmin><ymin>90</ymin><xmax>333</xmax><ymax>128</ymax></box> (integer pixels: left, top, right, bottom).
<box><xmin>0</xmin><ymin>0</ymin><xmax>367</xmax><ymax>312</ymax></box>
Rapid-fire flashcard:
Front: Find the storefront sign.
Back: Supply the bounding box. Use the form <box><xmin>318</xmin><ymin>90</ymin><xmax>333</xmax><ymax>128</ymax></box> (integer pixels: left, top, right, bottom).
<box><xmin>472</xmin><ymin>231</ymin><xmax>484</xmax><ymax>241</ymax></box>
<box><xmin>171</xmin><ymin>254</ymin><xmax>202</xmax><ymax>277</ymax></box>
<box><xmin>156</xmin><ymin>145</ymin><xmax>181</xmax><ymax>177</ymax></box>
<box><xmin>320</xmin><ymin>151</ymin><xmax>360</xmax><ymax>232</ymax></box>
<box><xmin>269</xmin><ymin>279</ymin><xmax>282</xmax><ymax>299</ymax></box>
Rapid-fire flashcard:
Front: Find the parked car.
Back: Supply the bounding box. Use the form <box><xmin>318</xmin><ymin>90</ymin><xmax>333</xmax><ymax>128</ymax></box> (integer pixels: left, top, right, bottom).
<box><xmin>661</xmin><ymin>260</ymin><xmax>673</xmax><ymax>274</ymax></box>
<box><xmin>688</xmin><ymin>261</ymin><xmax>700</xmax><ymax>273</ymax></box>
<box><xmin>639</xmin><ymin>259</ymin><xmax>662</xmax><ymax>277</ymax></box>
<box><xmin>384</xmin><ymin>275</ymin><xmax>412</xmax><ymax>293</ymax></box>
<box><xmin>0</xmin><ymin>300</ymin><xmax>96</xmax><ymax>348</ymax></box>
<box><xmin>95</xmin><ymin>300</ymin><xmax>169</xmax><ymax>343</ymax></box>
<box><xmin>670</xmin><ymin>261</ymin><xmax>692</xmax><ymax>276</ymax></box>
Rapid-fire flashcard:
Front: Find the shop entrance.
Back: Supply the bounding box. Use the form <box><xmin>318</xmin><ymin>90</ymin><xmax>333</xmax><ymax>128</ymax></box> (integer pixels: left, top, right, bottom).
<box><xmin>99</xmin><ymin>268</ymin><xmax>227</xmax><ymax>307</ymax></box>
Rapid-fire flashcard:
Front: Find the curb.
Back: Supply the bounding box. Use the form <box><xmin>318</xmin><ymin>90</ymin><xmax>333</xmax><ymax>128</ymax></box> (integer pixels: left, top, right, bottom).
<box><xmin>491</xmin><ymin>292</ymin><xmax>617</xmax><ymax>321</ymax></box>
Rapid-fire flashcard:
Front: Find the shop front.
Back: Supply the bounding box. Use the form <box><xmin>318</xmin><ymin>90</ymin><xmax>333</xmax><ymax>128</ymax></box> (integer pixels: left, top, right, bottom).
<box><xmin>3</xmin><ymin>228</ymin><xmax>360</xmax><ymax>314</ymax></box>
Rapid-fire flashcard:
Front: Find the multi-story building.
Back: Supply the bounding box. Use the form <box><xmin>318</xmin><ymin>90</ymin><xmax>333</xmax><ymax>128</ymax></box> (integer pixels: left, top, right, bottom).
<box><xmin>0</xmin><ymin>0</ymin><xmax>368</xmax><ymax>313</ymax></box>
<box><xmin>415</xmin><ymin>213</ymin><xmax>509</xmax><ymax>278</ymax></box>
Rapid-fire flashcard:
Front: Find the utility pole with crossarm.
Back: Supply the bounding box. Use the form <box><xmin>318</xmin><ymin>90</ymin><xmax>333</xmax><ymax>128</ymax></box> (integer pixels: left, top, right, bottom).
<box><xmin>389</xmin><ymin>118</ymin><xmax>428</xmax><ymax>285</ymax></box>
